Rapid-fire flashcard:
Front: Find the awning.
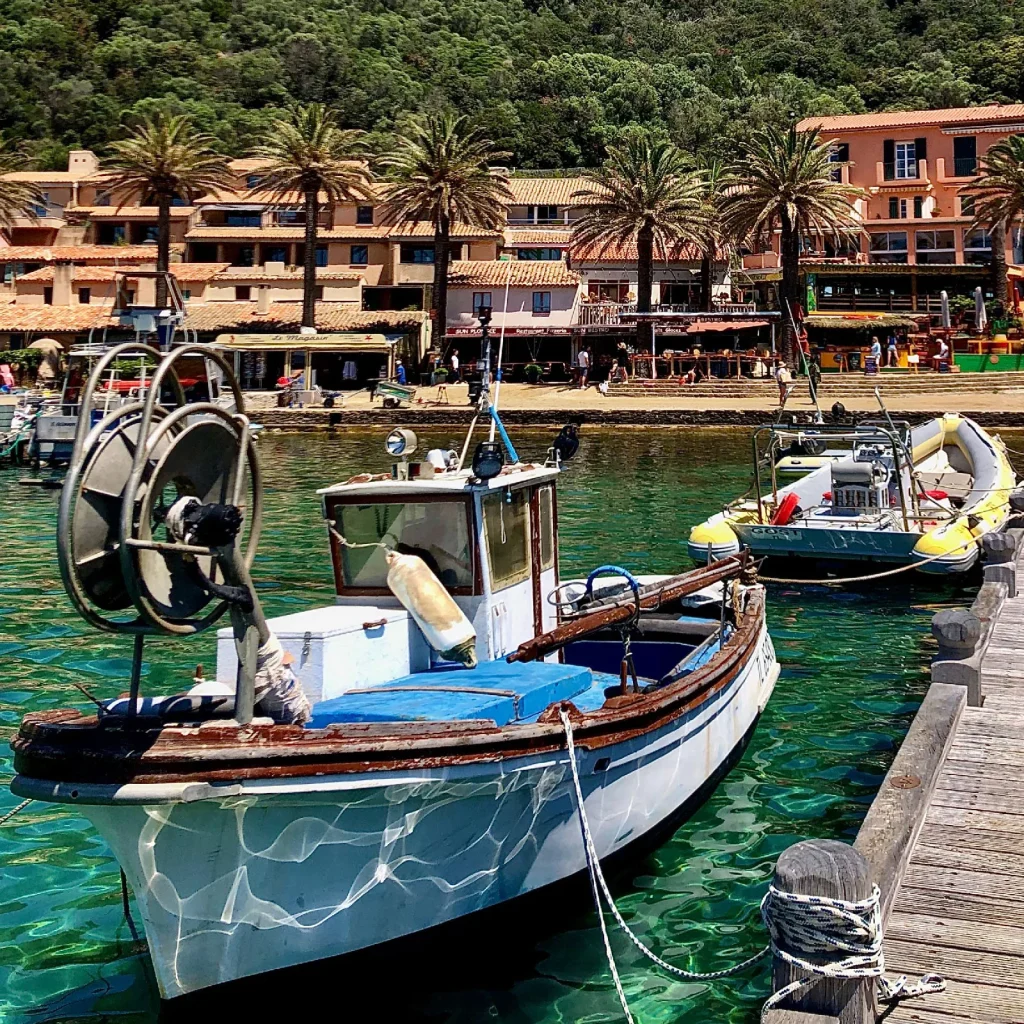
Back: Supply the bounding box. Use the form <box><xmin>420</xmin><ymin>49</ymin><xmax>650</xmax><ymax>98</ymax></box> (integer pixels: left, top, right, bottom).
<box><xmin>214</xmin><ymin>332</ymin><xmax>394</xmax><ymax>353</ymax></box>
<box><xmin>687</xmin><ymin>320</ymin><xmax>769</xmax><ymax>333</ymax></box>
<box><xmin>805</xmin><ymin>315</ymin><xmax>919</xmax><ymax>330</ymax></box>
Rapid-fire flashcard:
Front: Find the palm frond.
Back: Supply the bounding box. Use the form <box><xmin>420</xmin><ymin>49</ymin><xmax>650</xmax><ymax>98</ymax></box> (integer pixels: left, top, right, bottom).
<box><xmin>104</xmin><ymin>113</ymin><xmax>233</xmax><ymax>208</ymax></box>
<box><xmin>569</xmin><ymin>135</ymin><xmax>704</xmax><ymax>259</ymax></box>
<box><xmin>378</xmin><ymin>113</ymin><xmax>512</xmax><ymax>230</ymax></box>
<box><xmin>0</xmin><ymin>139</ymin><xmax>44</xmax><ymax>232</ymax></box>
<box><xmin>250</xmin><ymin>104</ymin><xmax>372</xmax><ymax>206</ymax></box>
<box><xmin>962</xmin><ymin>134</ymin><xmax>1024</xmax><ymax>234</ymax></box>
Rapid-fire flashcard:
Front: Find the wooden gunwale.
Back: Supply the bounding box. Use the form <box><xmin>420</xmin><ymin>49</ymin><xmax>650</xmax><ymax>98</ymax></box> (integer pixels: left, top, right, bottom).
<box><xmin>12</xmin><ymin>591</ymin><xmax>765</xmax><ymax>787</ymax></box>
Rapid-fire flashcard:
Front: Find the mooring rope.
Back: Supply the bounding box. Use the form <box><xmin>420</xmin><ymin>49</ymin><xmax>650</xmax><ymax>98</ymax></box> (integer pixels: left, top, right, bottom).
<box><xmin>0</xmin><ymin>798</ymin><xmax>33</xmax><ymax>826</ymax></box>
<box><xmin>559</xmin><ymin>711</ymin><xmax>946</xmax><ymax>1021</ymax></box>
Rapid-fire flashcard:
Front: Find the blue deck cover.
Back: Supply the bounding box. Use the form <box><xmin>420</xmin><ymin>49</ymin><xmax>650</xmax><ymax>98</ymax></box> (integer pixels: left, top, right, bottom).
<box><xmin>307</xmin><ymin>659</ymin><xmax>593</xmax><ymax>728</ymax></box>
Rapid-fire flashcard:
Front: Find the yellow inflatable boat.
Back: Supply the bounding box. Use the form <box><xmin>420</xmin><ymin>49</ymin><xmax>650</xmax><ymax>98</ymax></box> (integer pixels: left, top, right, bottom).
<box><xmin>689</xmin><ymin>415</ymin><xmax>1017</xmax><ymax>575</ymax></box>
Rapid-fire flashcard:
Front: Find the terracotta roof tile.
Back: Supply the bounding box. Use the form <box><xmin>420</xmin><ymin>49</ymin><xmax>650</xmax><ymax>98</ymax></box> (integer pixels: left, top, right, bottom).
<box><xmin>0</xmin><ymin>304</ymin><xmax>116</xmax><ymax>332</ymax></box>
<box><xmin>504</xmin><ymin>228</ymin><xmax>573</xmax><ymax>245</ymax></box>
<box><xmin>798</xmin><ymin>104</ymin><xmax>1024</xmax><ymax>133</ymax></box>
<box><xmin>182</xmin><ymin>303</ymin><xmax>424</xmax><ymax>333</ymax></box>
<box><xmin>172</xmin><ymin>264</ymin><xmax>233</xmax><ymax>283</ymax></box>
<box><xmin>448</xmin><ymin>259</ymin><xmax>579</xmax><ymax>287</ymax></box>
<box><xmin>0</xmin><ymin>245</ymin><xmax>157</xmax><ymax>263</ymax></box>
<box><xmin>570</xmin><ymin>239</ymin><xmax>704</xmax><ymax>262</ymax></box>
<box><xmin>13</xmin><ymin>262</ymin><xmax>230</xmax><ymax>284</ymax></box>
<box><xmin>2</xmin><ymin>171</ymin><xmax>90</xmax><ymax>184</ymax></box>
<box><xmin>17</xmin><ymin>265</ymin><xmax>123</xmax><ymax>283</ymax></box>
<box><xmin>186</xmin><ymin>222</ymin><xmax>498</xmax><ymax>242</ymax></box>
<box><xmin>76</xmin><ymin>206</ymin><xmax>194</xmax><ymax>219</ymax></box>
<box><xmin>507</xmin><ymin>177</ymin><xmax>592</xmax><ymax>206</ymax></box>
<box><xmin>212</xmin><ymin>266</ymin><xmax>363</xmax><ymax>282</ymax></box>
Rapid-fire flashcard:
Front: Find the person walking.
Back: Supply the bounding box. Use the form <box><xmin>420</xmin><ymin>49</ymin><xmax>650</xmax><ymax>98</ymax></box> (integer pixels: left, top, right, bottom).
<box><xmin>577</xmin><ymin>346</ymin><xmax>591</xmax><ymax>389</ymax></box>
<box><xmin>774</xmin><ymin>358</ymin><xmax>792</xmax><ymax>406</ymax></box>
<box><xmin>449</xmin><ymin>349</ymin><xmax>460</xmax><ymax>382</ymax></box>
<box><xmin>395</xmin><ymin>359</ymin><xmax>407</xmax><ymax>385</ymax></box>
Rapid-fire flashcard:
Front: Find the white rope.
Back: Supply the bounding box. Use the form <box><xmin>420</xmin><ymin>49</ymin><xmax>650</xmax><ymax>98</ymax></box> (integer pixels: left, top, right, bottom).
<box><xmin>559</xmin><ymin>711</ymin><xmax>946</xmax><ymax>1022</ymax></box>
<box><xmin>0</xmin><ymin>798</ymin><xmax>33</xmax><ymax>826</ymax></box>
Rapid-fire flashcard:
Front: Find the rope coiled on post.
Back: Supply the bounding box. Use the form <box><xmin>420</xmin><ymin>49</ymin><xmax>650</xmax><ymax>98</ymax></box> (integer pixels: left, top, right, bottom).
<box><xmin>559</xmin><ymin>710</ymin><xmax>946</xmax><ymax>1022</ymax></box>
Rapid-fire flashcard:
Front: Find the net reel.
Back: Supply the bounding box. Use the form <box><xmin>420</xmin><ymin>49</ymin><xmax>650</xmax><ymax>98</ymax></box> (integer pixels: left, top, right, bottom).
<box><xmin>56</xmin><ymin>343</ymin><xmax>267</xmax><ymax>723</ymax></box>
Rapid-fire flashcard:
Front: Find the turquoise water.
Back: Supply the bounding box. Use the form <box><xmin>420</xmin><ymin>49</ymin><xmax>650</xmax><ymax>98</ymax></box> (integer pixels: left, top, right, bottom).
<box><xmin>0</xmin><ymin>426</ymin><xmax>1010</xmax><ymax>1023</ymax></box>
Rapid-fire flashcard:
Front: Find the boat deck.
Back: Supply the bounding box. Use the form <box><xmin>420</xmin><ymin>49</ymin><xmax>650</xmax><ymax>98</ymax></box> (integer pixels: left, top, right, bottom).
<box><xmin>885</xmin><ymin>545</ymin><xmax>1024</xmax><ymax>1023</ymax></box>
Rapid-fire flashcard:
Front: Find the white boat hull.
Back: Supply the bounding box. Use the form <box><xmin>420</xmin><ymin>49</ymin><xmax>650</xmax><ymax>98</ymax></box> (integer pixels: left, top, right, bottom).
<box><xmin>76</xmin><ymin>628</ymin><xmax>778</xmax><ymax>998</ymax></box>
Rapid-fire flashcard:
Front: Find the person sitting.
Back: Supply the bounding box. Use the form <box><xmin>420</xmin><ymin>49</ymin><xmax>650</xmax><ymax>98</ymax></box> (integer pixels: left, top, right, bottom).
<box><xmin>932</xmin><ymin>337</ymin><xmax>950</xmax><ymax>371</ymax></box>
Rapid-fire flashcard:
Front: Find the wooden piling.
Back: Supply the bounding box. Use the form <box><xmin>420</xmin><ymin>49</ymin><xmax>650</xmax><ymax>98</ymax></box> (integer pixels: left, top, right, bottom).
<box><xmin>770</xmin><ymin>839</ymin><xmax>876</xmax><ymax>1024</ymax></box>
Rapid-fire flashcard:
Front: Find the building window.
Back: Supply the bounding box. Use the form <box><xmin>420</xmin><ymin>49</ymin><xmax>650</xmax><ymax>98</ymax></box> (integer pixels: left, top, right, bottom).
<box><xmin>246</xmin><ymin>174</ymin><xmax>262</xmax><ymax>189</ymax></box>
<box><xmin>532</xmin><ymin>205</ymin><xmax>559</xmax><ymax>223</ymax></box>
<box><xmin>400</xmin><ymin>244</ymin><xmax>435</xmax><ymax>264</ymax></box>
<box><xmin>266</xmin><ymin>246</ymin><xmax>288</xmax><ymax>264</ymax></box>
<box><xmin>953</xmin><ymin>136</ymin><xmax>977</xmax><ymax>178</ymax></box>
<box><xmin>868</xmin><ymin>231</ymin><xmax>908</xmax><ymax>263</ymax></box>
<box><xmin>182</xmin><ymin>289</ymin><xmax>192</xmax><ymax>300</ymax></box>
<box><xmin>889</xmin><ymin>198</ymin><xmax>899</xmax><ymax>219</ymax></box>
<box><xmin>171</xmin><ymin>195</ymin><xmax>188</xmax><ymax>207</ymax></box>
<box><xmin>532</xmin><ymin>291</ymin><xmax>552</xmax><ymax>315</ymax></box>
<box><xmin>915</xmin><ymin>229</ymin><xmax>956</xmax><ymax>264</ymax></box>
<box><xmin>43</xmin><ymin>287</ymin><xmax>53</xmax><ymax>305</ymax></box>
<box><xmin>472</xmin><ymin>292</ymin><xmax>492</xmax><ymax>317</ymax></box>
<box><xmin>913</xmin><ymin>196</ymin><xmax>923</xmax><ymax>219</ymax></box>
<box><xmin>78</xmin><ymin>287</ymin><xmax>90</xmax><ymax>304</ymax></box>
<box><xmin>356</xmin><ymin>206</ymin><xmax>373</xmax><ymax>225</ymax></box>
<box><xmin>894</xmin><ymin>142</ymin><xmax>917</xmax><ymax>179</ymax></box>
<box><xmin>829</xmin><ymin>143</ymin><xmax>849</xmax><ymax>182</ymax></box>
<box><xmin>226</xmin><ymin>213</ymin><xmax>262</xmax><ymax>228</ymax></box>
<box><xmin>235</xmin><ymin>286</ymin><xmax>251</xmax><ymax>301</ymax></box>
<box><xmin>234</xmin><ymin>246</ymin><xmax>255</xmax><ymax>267</ymax></box>
<box><xmin>351</xmin><ymin>244</ymin><xmax>368</xmax><ymax>265</ymax></box>
<box><xmin>277</xmin><ymin>210</ymin><xmax>303</xmax><ymax>225</ymax></box>
<box><xmin>316</xmin><ymin>245</ymin><xmax>329</xmax><ymax>267</ymax></box>
<box><xmin>960</xmin><ymin>195</ymin><xmax>976</xmax><ymax>218</ymax></box>
<box><xmin>517</xmin><ymin>247</ymin><xmax>563</xmax><ymax>260</ymax></box>
<box><xmin>315</xmin><ymin>285</ymin><xmax>324</xmax><ymax>300</ymax></box>
<box><xmin>964</xmin><ymin>227</ymin><xmax>993</xmax><ymax>264</ymax></box>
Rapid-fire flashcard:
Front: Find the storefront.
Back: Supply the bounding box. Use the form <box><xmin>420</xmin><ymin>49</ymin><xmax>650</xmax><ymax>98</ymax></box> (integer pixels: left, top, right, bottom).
<box><xmin>214</xmin><ymin>332</ymin><xmax>400</xmax><ymax>390</ymax></box>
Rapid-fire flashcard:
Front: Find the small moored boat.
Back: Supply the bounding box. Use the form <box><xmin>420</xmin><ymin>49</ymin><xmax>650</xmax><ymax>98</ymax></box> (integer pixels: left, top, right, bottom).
<box><xmin>689</xmin><ymin>414</ymin><xmax>1017</xmax><ymax>574</ymax></box>
<box><xmin>11</xmin><ymin>345</ymin><xmax>779</xmax><ymax>998</ymax></box>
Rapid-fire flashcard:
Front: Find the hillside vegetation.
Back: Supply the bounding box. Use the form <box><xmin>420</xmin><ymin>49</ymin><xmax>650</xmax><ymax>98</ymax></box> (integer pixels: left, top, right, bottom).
<box><xmin>2</xmin><ymin>0</ymin><xmax>1022</xmax><ymax>167</ymax></box>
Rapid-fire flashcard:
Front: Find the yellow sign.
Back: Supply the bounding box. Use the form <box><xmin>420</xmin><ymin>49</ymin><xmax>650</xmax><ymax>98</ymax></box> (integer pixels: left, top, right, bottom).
<box><xmin>214</xmin><ymin>332</ymin><xmax>393</xmax><ymax>352</ymax></box>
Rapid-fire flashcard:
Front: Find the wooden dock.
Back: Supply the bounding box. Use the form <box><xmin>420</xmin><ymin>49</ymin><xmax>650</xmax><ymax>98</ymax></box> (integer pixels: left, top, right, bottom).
<box><xmin>764</xmin><ymin>531</ymin><xmax>1024</xmax><ymax>1024</ymax></box>
<box><xmin>884</xmin><ymin>553</ymin><xmax>1024</xmax><ymax>1024</ymax></box>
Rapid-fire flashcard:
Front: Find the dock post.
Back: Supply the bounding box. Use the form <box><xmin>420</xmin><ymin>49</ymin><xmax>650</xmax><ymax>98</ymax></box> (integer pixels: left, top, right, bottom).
<box><xmin>768</xmin><ymin>839</ymin><xmax>876</xmax><ymax>1024</ymax></box>
<box><xmin>982</xmin><ymin>531</ymin><xmax>1018</xmax><ymax>597</ymax></box>
<box><xmin>930</xmin><ymin>609</ymin><xmax>983</xmax><ymax>706</ymax></box>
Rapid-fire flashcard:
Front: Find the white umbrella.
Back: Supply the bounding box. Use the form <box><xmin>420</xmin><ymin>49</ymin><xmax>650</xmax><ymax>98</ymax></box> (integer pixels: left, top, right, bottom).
<box><xmin>27</xmin><ymin>336</ymin><xmax>63</xmax><ymax>380</ymax></box>
<box><xmin>940</xmin><ymin>290</ymin><xmax>951</xmax><ymax>330</ymax></box>
<box><xmin>975</xmin><ymin>286</ymin><xmax>988</xmax><ymax>333</ymax></box>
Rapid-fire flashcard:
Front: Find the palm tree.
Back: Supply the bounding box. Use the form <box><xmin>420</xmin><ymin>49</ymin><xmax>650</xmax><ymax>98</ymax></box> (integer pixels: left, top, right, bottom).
<box><xmin>960</xmin><ymin>135</ymin><xmax>1024</xmax><ymax>312</ymax></box>
<box><xmin>572</xmin><ymin>134</ymin><xmax>704</xmax><ymax>351</ymax></box>
<box><xmin>0</xmin><ymin>139</ymin><xmax>44</xmax><ymax>237</ymax></box>
<box><xmin>721</xmin><ymin>125</ymin><xmax>862</xmax><ymax>365</ymax></box>
<box><xmin>252</xmin><ymin>105</ymin><xmax>372</xmax><ymax>329</ymax></box>
<box><xmin>695</xmin><ymin>160</ymin><xmax>730</xmax><ymax>312</ymax></box>
<box><xmin>105</xmin><ymin>114</ymin><xmax>233</xmax><ymax>306</ymax></box>
<box><xmin>379</xmin><ymin>113</ymin><xmax>512</xmax><ymax>352</ymax></box>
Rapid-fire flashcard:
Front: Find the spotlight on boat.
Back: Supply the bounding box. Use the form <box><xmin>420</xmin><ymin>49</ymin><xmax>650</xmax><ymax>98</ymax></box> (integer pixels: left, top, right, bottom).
<box><xmin>831</xmin><ymin>402</ymin><xmax>847</xmax><ymax>421</ymax></box>
<box><xmin>386</xmin><ymin>428</ymin><xmax>417</xmax><ymax>457</ymax></box>
<box><xmin>472</xmin><ymin>441</ymin><xmax>504</xmax><ymax>481</ymax></box>
<box><xmin>551</xmin><ymin>422</ymin><xmax>580</xmax><ymax>464</ymax></box>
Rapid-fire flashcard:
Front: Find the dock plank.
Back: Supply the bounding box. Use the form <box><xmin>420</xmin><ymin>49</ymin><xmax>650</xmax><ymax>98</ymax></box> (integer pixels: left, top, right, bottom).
<box><xmin>887</xmin><ymin>912</ymin><xmax>1024</xmax><ymax>957</ymax></box>
<box><xmin>909</xmin><ymin>842</ymin><xmax>1024</xmax><ymax>878</ymax></box>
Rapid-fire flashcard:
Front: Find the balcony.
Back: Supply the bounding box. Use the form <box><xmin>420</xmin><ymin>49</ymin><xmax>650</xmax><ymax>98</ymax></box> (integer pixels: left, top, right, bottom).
<box><xmin>876</xmin><ymin>159</ymin><xmax>929</xmax><ymax>186</ymax></box>
<box><xmin>935</xmin><ymin>157</ymin><xmax>979</xmax><ymax>181</ymax></box>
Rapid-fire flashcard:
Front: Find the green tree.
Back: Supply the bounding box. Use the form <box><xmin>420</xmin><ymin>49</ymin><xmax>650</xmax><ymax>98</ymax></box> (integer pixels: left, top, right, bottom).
<box><xmin>695</xmin><ymin>161</ymin><xmax>731</xmax><ymax>312</ymax></box>
<box><xmin>0</xmin><ymin>139</ymin><xmax>43</xmax><ymax>236</ymax></box>
<box><xmin>252</xmin><ymin>104</ymin><xmax>372</xmax><ymax>329</ymax></box>
<box><xmin>104</xmin><ymin>114</ymin><xmax>233</xmax><ymax>306</ymax></box>
<box><xmin>379</xmin><ymin>113</ymin><xmax>511</xmax><ymax>350</ymax></box>
<box><xmin>960</xmin><ymin>134</ymin><xmax>1024</xmax><ymax>310</ymax></box>
<box><xmin>721</xmin><ymin>125</ymin><xmax>861</xmax><ymax>364</ymax></box>
<box><xmin>571</xmin><ymin>133</ymin><xmax>704</xmax><ymax>349</ymax></box>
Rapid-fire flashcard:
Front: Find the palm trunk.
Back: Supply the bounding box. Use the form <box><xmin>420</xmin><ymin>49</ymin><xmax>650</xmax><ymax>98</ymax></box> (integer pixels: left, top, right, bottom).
<box><xmin>992</xmin><ymin>220</ymin><xmax>1008</xmax><ymax>313</ymax></box>
<box><xmin>779</xmin><ymin>215</ymin><xmax>801</xmax><ymax>366</ymax></box>
<box><xmin>434</xmin><ymin>211</ymin><xmax>451</xmax><ymax>355</ymax></box>
<box><xmin>636</xmin><ymin>224</ymin><xmax>654</xmax><ymax>351</ymax></box>
<box><xmin>302</xmin><ymin>187</ymin><xmax>319</xmax><ymax>330</ymax></box>
<box><xmin>156</xmin><ymin>196</ymin><xmax>171</xmax><ymax>308</ymax></box>
<box><xmin>699</xmin><ymin>248</ymin><xmax>713</xmax><ymax>312</ymax></box>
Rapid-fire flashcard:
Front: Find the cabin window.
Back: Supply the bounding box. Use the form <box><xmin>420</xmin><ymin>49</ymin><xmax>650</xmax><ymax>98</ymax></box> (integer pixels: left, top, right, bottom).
<box><xmin>332</xmin><ymin>501</ymin><xmax>473</xmax><ymax>590</ymax></box>
<box><xmin>483</xmin><ymin>489</ymin><xmax>531</xmax><ymax>590</ymax></box>
<box><xmin>538</xmin><ymin>485</ymin><xmax>555</xmax><ymax>570</ymax></box>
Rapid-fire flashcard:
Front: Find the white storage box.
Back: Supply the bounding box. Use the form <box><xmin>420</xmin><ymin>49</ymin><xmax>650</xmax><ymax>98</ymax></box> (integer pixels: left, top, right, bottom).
<box><xmin>216</xmin><ymin>604</ymin><xmax>430</xmax><ymax>705</ymax></box>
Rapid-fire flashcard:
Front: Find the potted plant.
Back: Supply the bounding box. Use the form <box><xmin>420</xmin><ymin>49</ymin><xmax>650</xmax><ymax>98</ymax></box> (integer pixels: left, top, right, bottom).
<box><xmin>432</xmin><ymin>367</ymin><xmax>449</xmax><ymax>386</ymax></box>
<box><xmin>524</xmin><ymin>362</ymin><xmax>543</xmax><ymax>384</ymax></box>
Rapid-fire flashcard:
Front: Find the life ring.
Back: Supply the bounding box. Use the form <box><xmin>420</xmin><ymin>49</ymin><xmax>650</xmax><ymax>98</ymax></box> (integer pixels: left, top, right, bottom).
<box><xmin>771</xmin><ymin>492</ymin><xmax>800</xmax><ymax>526</ymax></box>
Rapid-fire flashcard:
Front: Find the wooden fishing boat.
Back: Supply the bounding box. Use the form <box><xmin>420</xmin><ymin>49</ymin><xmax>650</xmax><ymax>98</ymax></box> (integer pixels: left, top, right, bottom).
<box><xmin>11</xmin><ymin>345</ymin><xmax>779</xmax><ymax>999</ymax></box>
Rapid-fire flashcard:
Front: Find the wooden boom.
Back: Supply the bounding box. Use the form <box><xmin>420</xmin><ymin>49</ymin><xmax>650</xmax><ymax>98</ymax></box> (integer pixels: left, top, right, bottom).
<box><xmin>507</xmin><ymin>551</ymin><xmax>750</xmax><ymax>664</ymax></box>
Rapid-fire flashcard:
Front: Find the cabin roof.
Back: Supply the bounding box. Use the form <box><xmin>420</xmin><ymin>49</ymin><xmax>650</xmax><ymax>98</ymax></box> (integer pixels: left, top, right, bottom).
<box><xmin>319</xmin><ymin>463</ymin><xmax>560</xmax><ymax>497</ymax></box>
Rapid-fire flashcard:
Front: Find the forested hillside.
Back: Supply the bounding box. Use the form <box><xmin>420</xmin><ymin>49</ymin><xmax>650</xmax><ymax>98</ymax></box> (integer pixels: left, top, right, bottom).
<box><xmin>2</xmin><ymin>0</ymin><xmax>1023</xmax><ymax>168</ymax></box>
